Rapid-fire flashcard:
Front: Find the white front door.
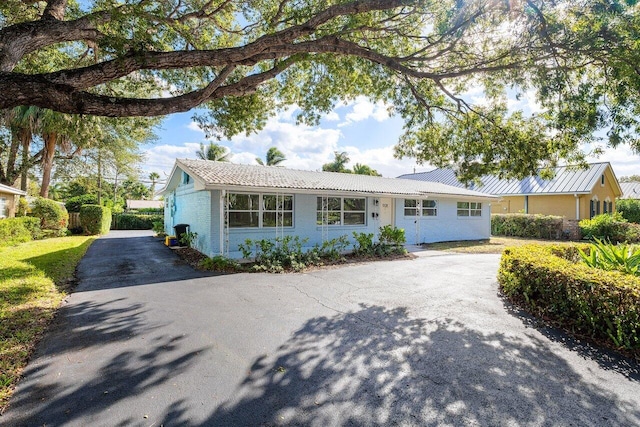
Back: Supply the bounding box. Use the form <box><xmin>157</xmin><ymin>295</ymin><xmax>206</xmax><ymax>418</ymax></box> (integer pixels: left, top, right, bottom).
<box><xmin>378</xmin><ymin>198</ymin><xmax>393</xmax><ymax>227</ymax></box>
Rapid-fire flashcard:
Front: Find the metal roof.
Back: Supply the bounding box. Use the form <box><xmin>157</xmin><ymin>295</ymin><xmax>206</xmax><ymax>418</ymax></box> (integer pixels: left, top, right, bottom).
<box><xmin>620</xmin><ymin>182</ymin><xmax>640</xmax><ymax>199</ymax></box>
<box><xmin>160</xmin><ymin>159</ymin><xmax>497</xmax><ymax>200</ymax></box>
<box><xmin>398</xmin><ymin>162</ymin><xmax>621</xmax><ymax>196</ymax></box>
<box><xmin>0</xmin><ymin>183</ymin><xmax>27</xmax><ymax>196</ymax></box>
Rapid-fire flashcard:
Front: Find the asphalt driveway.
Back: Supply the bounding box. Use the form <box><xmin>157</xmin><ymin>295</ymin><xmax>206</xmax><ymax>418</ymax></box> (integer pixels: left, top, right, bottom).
<box><xmin>3</xmin><ymin>230</ymin><xmax>640</xmax><ymax>426</ymax></box>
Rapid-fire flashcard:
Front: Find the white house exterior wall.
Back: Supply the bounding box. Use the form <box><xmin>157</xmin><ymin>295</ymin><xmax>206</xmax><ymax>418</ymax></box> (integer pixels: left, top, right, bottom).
<box><xmin>394</xmin><ymin>198</ymin><xmax>491</xmax><ymax>244</ymax></box>
<box><xmin>164</xmin><ymin>180</ymin><xmax>214</xmax><ymax>256</ymax></box>
<box><xmin>210</xmin><ymin>191</ymin><xmax>382</xmax><ymax>259</ymax></box>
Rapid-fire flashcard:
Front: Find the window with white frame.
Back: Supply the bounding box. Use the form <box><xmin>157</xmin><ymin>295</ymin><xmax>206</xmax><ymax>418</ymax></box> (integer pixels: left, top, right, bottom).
<box><xmin>316</xmin><ymin>197</ymin><xmax>366</xmax><ymax>225</ymax></box>
<box><xmin>262</xmin><ymin>194</ymin><xmax>293</xmax><ymax>227</ymax></box>
<box><xmin>457</xmin><ymin>201</ymin><xmax>482</xmax><ymax>217</ymax></box>
<box><xmin>228</xmin><ymin>193</ymin><xmax>293</xmax><ymax>228</ymax></box>
<box><xmin>0</xmin><ymin>197</ymin><xmax>6</xmax><ymax>218</ymax></box>
<box><xmin>404</xmin><ymin>199</ymin><xmax>437</xmax><ymax>217</ymax></box>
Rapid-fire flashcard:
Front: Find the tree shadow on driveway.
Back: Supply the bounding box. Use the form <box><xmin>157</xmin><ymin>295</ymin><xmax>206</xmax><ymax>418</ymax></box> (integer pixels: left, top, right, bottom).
<box><xmin>5</xmin><ymin>296</ymin><xmax>208</xmax><ymax>426</ymax></box>
<box><xmin>500</xmin><ymin>295</ymin><xmax>640</xmax><ymax>382</ymax></box>
<box><xmin>160</xmin><ymin>304</ymin><xmax>639</xmax><ymax>426</ymax></box>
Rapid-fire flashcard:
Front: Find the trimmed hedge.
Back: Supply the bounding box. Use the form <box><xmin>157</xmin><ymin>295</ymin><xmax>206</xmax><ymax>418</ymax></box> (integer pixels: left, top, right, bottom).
<box><xmin>65</xmin><ymin>194</ymin><xmax>98</xmax><ymax>213</ymax></box>
<box><xmin>491</xmin><ymin>213</ymin><xmax>564</xmax><ymax>239</ymax></box>
<box><xmin>80</xmin><ymin>204</ymin><xmax>112</xmax><ymax>235</ymax></box>
<box><xmin>579</xmin><ymin>213</ymin><xmax>640</xmax><ymax>243</ymax></box>
<box><xmin>31</xmin><ymin>197</ymin><xmax>68</xmax><ymax>230</ymax></box>
<box><xmin>499</xmin><ymin>244</ymin><xmax>640</xmax><ymax>354</ymax></box>
<box><xmin>111</xmin><ymin>214</ymin><xmax>163</xmax><ymax>230</ymax></box>
<box><xmin>617</xmin><ymin>199</ymin><xmax>640</xmax><ymax>224</ymax></box>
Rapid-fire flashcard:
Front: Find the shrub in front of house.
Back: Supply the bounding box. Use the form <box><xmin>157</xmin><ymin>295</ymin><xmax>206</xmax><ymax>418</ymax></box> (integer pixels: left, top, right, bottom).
<box><xmin>31</xmin><ymin>197</ymin><xmax>68</xmax><ymax>233</ymax></box>
<box><xmin>579</xmin><ymin>213</ymin><xmax>640</xmax><ymax>243</ymax></box>
<box><xmin>65</xmin><ymin>194</ymin><xmax>99</xmax><ymax>213</ymax></box>
<box><xmin>352</xmin><ymin>226</ymin><xmax>407</xmax><ymax>256</ymax></box>
<box><xmin>491</xmin><ymin>213</ymin><xmax>564</xmax><ymax>239</ymax></box>
<box><xmin>18</xmin><ymin>216</ymin><xmax>42</xmax><ymax>240</ymax></box>
<box><xmin>16</xmin><ymin>197</ymin><xmax>29</xmax><ymax>217</ymax></box>
<box><xmin>499</xmin><ymin>244</ymin><xmax>640</xmax><ymax>355</ymax></box>
<box><xmin>80</xmin><ymin>204</ymin><xmax>112</xmax><ymax>235</ymax></box>
<box><xmin>111</xmin><ymin>214</ymin><xmax>164</xmax><ymax>230</ymax></box>
<box><xmin>617</xmin><ymin>199</ymin><xmax>640</xmax><ymax>224</ymax></box>
<box><xmin>0</xmin><ymin>217</ymin><xmax>35</xmax><ymax>246</ymax></box>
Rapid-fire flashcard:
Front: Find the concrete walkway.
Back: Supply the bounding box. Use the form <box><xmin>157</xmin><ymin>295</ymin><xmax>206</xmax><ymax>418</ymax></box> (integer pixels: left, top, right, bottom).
<box><xmin>3</xmin><ymin>230</ymin><xmax>640</xmax><ymax>426</ymax></box>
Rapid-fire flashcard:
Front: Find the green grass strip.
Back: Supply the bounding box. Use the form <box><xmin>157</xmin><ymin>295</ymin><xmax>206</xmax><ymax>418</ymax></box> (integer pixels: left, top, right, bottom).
<box><xmin>0</xmin><ymin>236</ymin><xmax>95</xmax><ymax>411</ymax></box>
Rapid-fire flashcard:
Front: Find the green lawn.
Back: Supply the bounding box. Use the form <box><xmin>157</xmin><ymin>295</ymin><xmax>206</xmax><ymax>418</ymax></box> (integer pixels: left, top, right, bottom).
<box><xmin>0</xmin><ymin>236</ymin><xmax>95</xmax><ymax>412</ymax></box>
<box><xmin>422</xmin><ymin>236</ymin><xmax>575</xmax><ymax>254</ymax></box>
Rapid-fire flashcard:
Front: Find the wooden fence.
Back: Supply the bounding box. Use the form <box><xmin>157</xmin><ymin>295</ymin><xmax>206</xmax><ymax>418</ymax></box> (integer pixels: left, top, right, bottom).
<box><xmin>68</xmin><ymin>212</ymin><xmax>81</xmax><ymax>229</ymax></box>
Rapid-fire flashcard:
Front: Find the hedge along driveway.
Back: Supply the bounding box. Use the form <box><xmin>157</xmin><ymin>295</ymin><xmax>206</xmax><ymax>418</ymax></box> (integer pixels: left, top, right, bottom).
<box><xmin>3</xmin><ymin>231</ymin><xmax>640</xmax><ymax>426</ymax></box>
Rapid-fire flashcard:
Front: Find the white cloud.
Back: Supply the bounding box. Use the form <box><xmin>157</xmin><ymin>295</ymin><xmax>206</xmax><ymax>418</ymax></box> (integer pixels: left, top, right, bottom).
<box><xmin>226</xmin><ymin>112</ymin><xmax>342</xmax><ymax>169</ymax></box>
<box><xmin>339</xmin><ymin>97</ymin><xmax>390</xmax><ymax>127</ymax></box>
<box><xmin>142</xmin><ymin>142</ymin><xmax>202</xmax><ymax>176</ymax></box>
<box><xmin>341</xmin><ymin>144</ymin><xmax>430</xmax><ymax>178</ymax></box>
<box><xmin>187</xmin><ymin>122</ymin><xmax>205</xmax><ymax>133</ymax></box>
<box><xmin>323</xmin><ymin>111</ymin><xmax>340</xmax><ymax>122</ymax></box>
<box><xmin>585</xmin><ymin>144</ymin><xmax>640</xmax><ymax>178</ymax></box>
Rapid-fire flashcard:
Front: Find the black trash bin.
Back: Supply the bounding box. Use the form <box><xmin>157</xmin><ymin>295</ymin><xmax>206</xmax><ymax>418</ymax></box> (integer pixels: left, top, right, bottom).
<box><xmin>174</xmin><ymin>224</ymin><xmax>189</xmax><ymax>245</ymax></box>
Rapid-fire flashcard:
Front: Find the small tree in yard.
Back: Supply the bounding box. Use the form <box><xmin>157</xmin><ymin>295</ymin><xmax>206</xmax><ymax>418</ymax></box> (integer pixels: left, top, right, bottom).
<box><xmin>31</xmin><ymin>197</ymin><xmax>68</xmax><ymax>232</ymax></box>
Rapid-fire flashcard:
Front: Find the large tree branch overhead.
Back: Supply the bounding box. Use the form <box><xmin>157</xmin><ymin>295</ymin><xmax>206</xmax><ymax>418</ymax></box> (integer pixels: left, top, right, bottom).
<box><xmin>0</xmin><ymin>0</ymin><xmax>541</xmax><ymax>116</ymax></box>
<box><xmin>2</xmin><ymin>0</ymin><xmax>638</xmax><ymax>180</ymax></box>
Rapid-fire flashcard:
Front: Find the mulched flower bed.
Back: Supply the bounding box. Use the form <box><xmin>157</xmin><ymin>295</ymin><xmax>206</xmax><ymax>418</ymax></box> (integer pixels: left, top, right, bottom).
<box><xmin>174</xmin><ymin>247</ymin><xmax>209</xmax><ymax>268</ymax></box>
<box><xmin>171</xmin><ymin>243</ymin><xmax>414</xmax><ymax>273</ymax></box>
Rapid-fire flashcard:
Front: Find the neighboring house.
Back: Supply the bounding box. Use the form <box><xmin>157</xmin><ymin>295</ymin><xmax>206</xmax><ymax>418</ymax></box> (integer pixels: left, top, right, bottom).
<box><xmin>126</xmin><ymin>199</ymin><xmax>164</xmax><ymax>210</ymax></box>
<box><xmin>0</xmin><ymin>183</ymin><xmax>27</xmax><ymax>218</ymax></box>
<box><xmin>159</xmin><ymin>159</ymin><xmax>496</xmax><ymax>258</ymax></box>
<box><xmin>398</xmin><ymin>162</ymin><xmax>622</xmax><ymax>220</ymax></box>
<box><xmin>620</xmin><ymin>182</ymin><xmax>640</xmax><ymax>199</ymax></box>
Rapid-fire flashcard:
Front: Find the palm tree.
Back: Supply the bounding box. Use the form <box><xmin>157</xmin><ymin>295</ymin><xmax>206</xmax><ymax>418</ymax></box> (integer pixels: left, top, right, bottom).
<box><xmin>196</xmin><ymin>142</ymin><xmax>232</xmax><ymax>161</ymax></box>
<box><xmin>148</xmin><ymin>172</ymin><xmax>160</xmax><ymax>196</ymax></box>
<box><xmin>322</xmin><ymin>151</ymin><xmax>351</xmax><ymax>173</ymax></box>
<box><xmin>256</xmin><ymin>147</ymin><xmax>286</xmax><ymax>166</ymax></box>
<box><xmin>352</xmin><ymin>163</ymin><xmax>381</xmax><ymax>176</ymax></box>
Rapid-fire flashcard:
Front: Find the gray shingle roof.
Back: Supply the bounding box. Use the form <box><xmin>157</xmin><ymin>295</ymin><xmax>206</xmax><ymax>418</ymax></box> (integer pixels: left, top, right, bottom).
<box><xmin>620</xmin><ymin>182</ymin><xmax>640</xmax><ymax>199</ymax></box>
<box><xmin>170</xmin><ymin>159</ymin><xmax>496</xmax><ymax>199</ymax></box>
<box><xmin>0</xmin><ymin>183</ymin><xmax>27</xmax><ymax>196</ymax></box>
<box><xmin>398</xmin><ymin>163</ymin><xmax>620</xmax><ymax>196</ymax></box>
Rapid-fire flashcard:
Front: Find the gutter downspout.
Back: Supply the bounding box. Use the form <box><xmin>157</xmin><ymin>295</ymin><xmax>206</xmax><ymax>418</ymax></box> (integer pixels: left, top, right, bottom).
<box><xmin>574</xmin><ymin>194</ymin><xmax>580</xmax><ymax>220</ymax></box>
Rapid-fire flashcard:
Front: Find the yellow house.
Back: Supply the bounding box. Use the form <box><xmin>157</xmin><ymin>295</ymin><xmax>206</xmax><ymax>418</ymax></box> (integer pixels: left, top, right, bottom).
<box><xmin>0</xmin><ymin>183</ymin><xmax>27</xmax><ymax>218</ymax></box>
<box><xmin>398</xmin><ymin>162</ymin><xmax>622</xmax><ymax>220</ymax></box>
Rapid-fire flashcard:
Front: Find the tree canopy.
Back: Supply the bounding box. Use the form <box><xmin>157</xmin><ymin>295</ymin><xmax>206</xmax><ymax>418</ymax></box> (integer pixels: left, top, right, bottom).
<box><xmin>196</xmin><ymin>142</ymin><xmax>231</xmax><ymax>161</ymax></box>
<box><xmin>256</xmin><ymin>147</ymin><xmax>286</xmax><ymax>166</ymax></box>
<box><xmin>2</xmin><ymin>0</ymin><xmax>640</xmax><ymax>180</ymax></box>
<box><xmin>322</xmin><ymin>151</ymin><xmax>351</xmax><ymax>173</ymax></box>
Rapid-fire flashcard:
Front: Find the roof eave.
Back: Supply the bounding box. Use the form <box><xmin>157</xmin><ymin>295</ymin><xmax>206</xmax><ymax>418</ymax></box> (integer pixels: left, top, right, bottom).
<box><xmin>203</xmin><ymin>183</ymin><xmax>497</xmax><ymax>199</ymax></box>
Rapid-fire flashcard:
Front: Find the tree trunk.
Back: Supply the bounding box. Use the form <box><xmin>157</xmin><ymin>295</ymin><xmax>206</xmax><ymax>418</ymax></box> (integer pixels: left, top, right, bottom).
<box><xmin>97</xmin><ymin>151</ymin><xmax>102</xmax><ymax>205</ymax></box>
<box><xmin>40</xmin><ymin>132</ymin><xmax>57</xmax><ymax>198</ymax></box>
<box><xmin>5</xmin><ymin>133</ymin><xmax>20</xmax><ymax>183</ymax></box>
<box><xmin>20</xmin><ymin>129</ymin><xmax>31</xmax><ymax>191</ymax></box>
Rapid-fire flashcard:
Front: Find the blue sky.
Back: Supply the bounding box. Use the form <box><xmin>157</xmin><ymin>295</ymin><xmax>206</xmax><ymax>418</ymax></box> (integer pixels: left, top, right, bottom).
<box><xmin>141</xmin><ymin>94</ymin><xmax>640</xmax><ymax>182</ymax></box>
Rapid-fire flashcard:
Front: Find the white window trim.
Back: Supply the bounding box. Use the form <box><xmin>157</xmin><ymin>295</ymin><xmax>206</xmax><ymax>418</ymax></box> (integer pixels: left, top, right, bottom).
<box><xmin>228</xmin><ymin>193</ymin><xmax>294</xmax><ymax>229</ymax></box>
<box><xmin>316</xmin><ymin>196</ymin><xmax>367</xmax><ymax>226</ymax></box>
<box><xmin>0</xmin><ymin>197</ymin><xmax>6</xmax><ymax>219</ymax></box>
<box><xmin>403</xmin><ymin>199</ymin><xmax>438</xmax><ymax>218</ymax></box>
<box><xmin>457</xmin><ymin>201</ymin><xmax>483</xmax><ymax>218</ymax></box>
